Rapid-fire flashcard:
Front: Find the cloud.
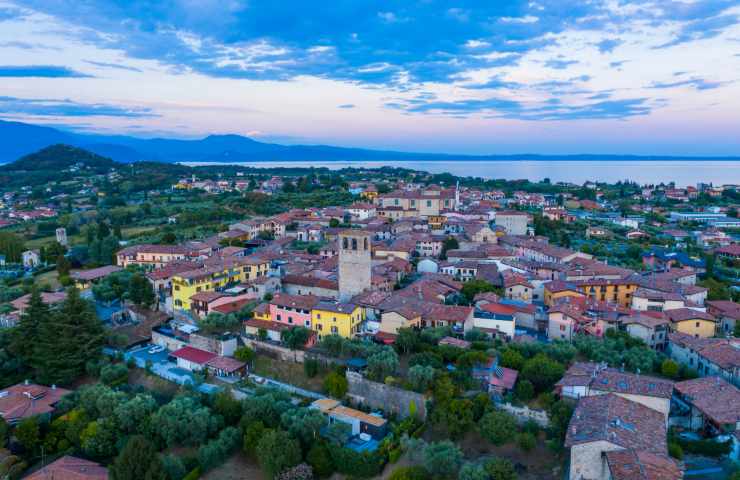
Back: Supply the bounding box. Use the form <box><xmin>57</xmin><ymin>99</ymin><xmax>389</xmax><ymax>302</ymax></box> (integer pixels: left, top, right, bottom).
<box><xmin>83</xmin><ymin>60</ymin><xmax>143</xmax><ymax>72</ymax></box>
<box><xmin>0</xmin><ymin>96</ymin><xmax>157</xmax><ymax>117</ymax></box>
<box><xmin>595</xmin><ymin>38</ymin><xmax>621</xmax><ymax>53</ymax></box>
<box><xmin>654</xmin><ymin>13</ymin><xmax>739</xmax><ymax>49</ymax></box>
<box><xmin>464</xmin><ymin>76</ymin><xmax>523</xmax><ymax>90</ymax></box>
<box><xmin>337</xmin><ymin>103</ymin><xmax>356</xmax><ymax>109</ymax></box>
<box><xmin>544</xmin><ymin>58</ymin><xmax>578</xmax><ymax>70</ymax></box>
<box><xmin>0</xmin><ymin>65</ymin><xmax>92</xmax><ymax>77</ymax></box>
<box><xmin>649</xmin><ymin>77</ymin><xmax>725</xmax><ymax>90</ymax></box>
<box><xmin>386</xmin><ymin>94</ymin><xmax>652</xmax><ymax>121</ymax></box>
<box><xmin>0</xmin><ymin>41</ymin><xmax>62</xmax><ymax>51</ymax></box>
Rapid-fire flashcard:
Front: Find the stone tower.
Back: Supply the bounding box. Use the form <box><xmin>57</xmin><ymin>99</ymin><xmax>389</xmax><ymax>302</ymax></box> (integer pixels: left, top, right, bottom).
<box><xmin>338</xmin><ymin>230</ymin><xmax>371</xmax><ymax>302</ymax></box>
<box><xmin>55</xmin><ymin>227</ymin><xmax>68</xmax><ymax>247</ymax></box>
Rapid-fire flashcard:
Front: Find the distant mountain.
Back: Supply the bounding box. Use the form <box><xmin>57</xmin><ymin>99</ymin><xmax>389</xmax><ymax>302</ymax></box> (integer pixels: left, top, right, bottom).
<box><xmin>1</xmin><ymin>119</ymin><xmax>738</xmax><ymax>164</ymax></box>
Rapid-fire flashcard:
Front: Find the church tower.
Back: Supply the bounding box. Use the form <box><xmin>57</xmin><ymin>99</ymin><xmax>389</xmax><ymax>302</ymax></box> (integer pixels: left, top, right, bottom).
<box><xmin>338</xmin><ymin>230</ymin><xmax>372</xmax><ymax>302</ymax></box>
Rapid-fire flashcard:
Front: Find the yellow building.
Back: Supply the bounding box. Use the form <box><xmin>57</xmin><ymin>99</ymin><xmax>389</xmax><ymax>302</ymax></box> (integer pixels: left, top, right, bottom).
<box><xmin>544</xmin><ymin>281</ymin><xmax>586</xmax><ymax>307</ymax></box>
<box><xmin>172</xmin><ymin>256</ymin><xmax>270</xmax><ymax>311</ymax></box>
<box><xmin>575</xmin><ymin>279</ymin><xmax>638</xmax><ymax>308</ymax></box>
<box><xmin>666</xmin><ymin>308</ymin><xmax>717</xmax><ymax>338</ymax></box>
<box><xmin>311</xmin><ymin>301</ymin><xmax>365</xmax><ymax>339</ymax></box>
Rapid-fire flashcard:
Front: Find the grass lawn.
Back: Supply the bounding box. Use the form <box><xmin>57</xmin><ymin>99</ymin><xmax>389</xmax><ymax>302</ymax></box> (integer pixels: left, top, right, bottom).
<box><xmin>34</xmin><ymin>269</ymin><xmax>61</xmax><ymax>289</ymax></box>
<box><xmin>201</xmin><ymin>452</ymin><xmax>266</xmax><ymax>480</ymax></box>
<box><xmin>252</xmin><ymin>354</ymin><xmax>328</xmax><ymax>393</ymax></box>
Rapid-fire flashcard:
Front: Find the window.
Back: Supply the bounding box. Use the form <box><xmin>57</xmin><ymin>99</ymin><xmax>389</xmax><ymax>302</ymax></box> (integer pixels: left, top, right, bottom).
<box><xmin>316</xmin><ymin>313</ymin><xmax>321</xmax><ymax>319</ymax></box>
<box><xmin>560</xmin><ymin>325</ymin><xmax>565</xmax><ymax>331</ymax></box>
<box><xmin>426</xmin><ymin>200</ymin><xmax>432</xmax><ymax>207</ymax></box>
<box><xmin>305</xmin><ymin>320</ymin><xmax>311</xmax><ymax>327</ymax></box>
<box><xmin>695</xmin><ymin>322</ymin><xmax>700</xmax><ymax>328</ymax></box>
<box><xmin>317</xmin><ymin>324</ymin><xmax>323</xmax><ymax>331</ymax></box>
<box><xmin>343</xmin><ymin>237</ymin><xmax>348</xmax><ymax>249</ymax></box>
<box><xmin>331</xmin><ymin>326</ymin><xmax>338</xmax><ymax>334</ymax></box>
<box><xmin>277</xmin><ymin>314</ymin><xmax>281</xmax><ymax>321</ymax></box>
<box><xmin>288</xmin><ymin>317</ymin><xmax>293</xmax><ymax>324</ymax></box>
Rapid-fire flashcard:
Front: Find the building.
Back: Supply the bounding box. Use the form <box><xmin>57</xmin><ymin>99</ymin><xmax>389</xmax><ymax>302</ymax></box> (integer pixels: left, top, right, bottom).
<box><xmin>555</xmin><ymin>362</ymin><xmax>674</xmax><ymax>419</ymax></box>
<box><xmin>311</xmin><ymin>398</ymin><xmax>388</xmax><ymax>440</ymax></box>
<box><xmin>22</xmin><ymin>249</ymin><xmax>40</xmax><ymax>268</ymax></box>
<box><xmin>269</xmin><ymin>293</ymin><xmax>320</xmax><ymax>329</ymax></box>
<box><xmin>664</xmin><ymin>308</ymin><xmax>716</xmax><ymax>338</ymax></box>
<box><xmin>472</xmin><ymin>303</ymin><xmax>516</xmax><ymax>340</ymax></box>
<box><xmin>338</xmin><ymin>230</ymin><xmax>372</xmax><ymax>302</ymax></box>
<box><xmin>544</xmin><ymin>281</ymin><xmax>586</xmax><ymax>307</ymax></box>
<box><xmin>495</xmin><ymin>210</ymin><xmax>529</xmax><ymax>235</ymax></box>
<box><xmin>672</xmin><ymin>377</ymin><xmax>740</xmax><ymax>438</ymax></box>
<box><xmin>622</xmin><ymin>313</ymin><xmax>670</xmax><ymax>351</ymax></box>
<box><xmin>603</xmin><ymin>450</ymin><xmax>682</xmax><ymax>480</ymax></box>
<box><xmin>70</xmin><ymin>265</ymin><xmax>123</xmax><ymax>290</ymax></box>
<box><xmin>25</xmin><ymin>455</ymin><xmax>108</xmax><ymax>480</ymax></box>
<box><xmin>668</xmin><ymin>332</ymin><xmax>740</xmax><ymax>387</ymax></box>
<box><xmin>311</xmin><ymin>301</ymin><xmax>364</xmax><ymax>339</ymax></box>
<box><xmin>116</xmin><ymin>244</ymin><xmax>198</xmax><ymax>268</ymax></box>
<box><xmin>574</xmin><ymin>278</ymin><xmax>639</xmax><ymax>308</ymax></box>
<box><xmin>55</xmin><ymin>227</ymin><xmax>68</xmax><ymax>246</ymax></box>
<box><xmin>565</xmin><ymin>394</ymin><xmax>670</xmax><ymax>480</ymax></box>
<box><xmin>707</xmin><ymin>300</ymin><xmax>740</xmax><ymax>335</ymax></box>
<box><xmin>0</xmin><ymin>382</ymin><xmax>71</xmax><ymax>424</ymax></box>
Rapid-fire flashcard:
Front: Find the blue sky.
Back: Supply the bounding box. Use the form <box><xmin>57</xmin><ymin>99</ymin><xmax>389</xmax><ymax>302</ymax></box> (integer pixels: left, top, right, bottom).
<box><xmin>0</xmin><ymin>0</ymin><xmax>739</xmax><ymax>155</ymax></box>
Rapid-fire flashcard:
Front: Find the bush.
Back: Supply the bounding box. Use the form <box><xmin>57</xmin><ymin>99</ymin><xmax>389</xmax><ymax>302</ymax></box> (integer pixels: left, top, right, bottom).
<box><xmin>388</xmin><ymin>465</ymin><xmax>429</xmax><ymax>480</ymax></box>
<box><xmin>514</xmin><ymin>380</ymin><xmax>534</xmax><ymax>402</ymax></box>
<box><xmin>306</xmin><ymin>443</ymin><xmax>334</xmax><ymax>478</ymax></box>
<box><xmin>517</xmin><ymin>432</ymin><xmax>536</xmax><ymax>452</ymax></box>
<box><xmin>668</xmin><ymin>442</ymin><xmax>683</xmax><ymax>460</ymax></box>
<box><xmin>479</xmin><ymin>410</ymin><xmax>518</xmax><ymax>446</ymax></box>
<box><xmin>323</xmin><ymin>371</ymin><xmax>348</xmax><ymax>398</ymax></box>
<box><xmin>198</xmin><ymin>426</ymin><xmax>241</xmax><ymax>472</ymax></box>
<box><xmin>660</xmin><ymin>359</ymin><xmax>680</xmax><ymax>379</ymax></box>
<box><xmin>304</xmin><ymin>358</ymin><xmax>320</xmax><ymax>378</ymax></box>
<box><xmin>100</xmin><ymin>363</ymin><xmax>129</xmax><ymax>386</ymax></box>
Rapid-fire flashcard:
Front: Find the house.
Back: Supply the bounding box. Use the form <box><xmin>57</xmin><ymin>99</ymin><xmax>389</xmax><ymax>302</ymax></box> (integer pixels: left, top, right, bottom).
<box><xmin>565</xmin><ymin>394</ymin><xmax>670</xmax><ymax>480</ymax></box>
<box><xmin>664</xmin><ymin>308</ymin><xmax>716</xmax><ymax>338</ymax></box>
<box><xmin>622</xmin><ymin>313</ymin><xmax>670</xmax><ymax>351</ymax></box>
<box><xmin>0</xmin><ymin>382</ymin><xmax>71</xmax><ymax>424</ymax></box>
<box><xmin>667</xmin><ymin>332</ymin><xmax>740</xmax><ymax>387</ymax></box>
<box><xmin>311</xmin><ymin>301</ymin><xmax>365</xmax><ymax>339</ymax></box>
<box><xmin>472</xmin><ymin>359</ymin><xmax>518</xmax><ymax>398</ymax></box>
<box><xmin>543</xmin><ymin>280</ymin><xmax>585</xmax><ymax>307</ymax></box>
<box><xmin>502</xmin><ymin>272</ymin><xmax>533</xmax><ymax>303</ymax></box>
<box><xmin>707</xmin><ymin>300</ymin><xmax>740</xmax><ymax>335</ymax></box>
<box><xmin>204</xmin><ymin>355</ymin><xmax>247</xmax><ymax>378</ymax></box>
<box><xmin>70</xmin><ymin>265</ymin><xmax>123</xmax><ymax>290</ymax></box>
<box><xmin>170</xmin><ymin>345</ymin><xmax>216</xmax><ymax>372</ymax></box>
<box><xmin>631</xmin><ymin>289</ymin><xmax>686</xmax><ymax>313</ymax></box>
<box><xmin>472</xmin><ymin>303</ymin><xmax>516</xmax><ymax>340</ymax></box>
<box><xmin>22</xmin><ymin>249</ymin><xmax>41</xmax><ymax>268</ymax></box>
<box><xmin>311</xmin><ymin>398</ymin><xmax>388</xmax><ymax>440</ymax></box>
<box><xmin>10</xmin><ymin>291</ymin><xmax>67</xmax><ymax>315</ymax></box>
<box><xmin>555</xmin><ymin>362</ymin><xmax>674</xmax><ymax>419</ymax></box>
<box><xmin>604</xmin><ymin>449</ymin><xmax>682</xmax><ymax>480</ymax></box>
<box><xmin>672</xmin><ymin>377</ymin><xmax>740</xmax><ymax>439</ymax></box>
<box><xmin>24</xmin><ymin>455</ymin><xmax>108</xmax><ymax>480</ymax></box>
<box><xmin>269</xmin><ymin>293</ymin><xmax>321</xmax><ymax>329</ymax></box>
<box><xmin>244</xmin><ymin>317</ymin><xmax>289</xmax><ymax>342</ymax></box>
<box><xmin>573</xmin><ymin>277</ymin><xmax>639</xmax><ymax>308</ymax></box>
<box><xmin>495</xmin><ymin>210</ymin><xmax>529</xmax><ymax>235</ymax></box>
<box><xmin>116</xmin><ymin>244</ymin><xmax>198</xmax><ymax>268</ymax></box>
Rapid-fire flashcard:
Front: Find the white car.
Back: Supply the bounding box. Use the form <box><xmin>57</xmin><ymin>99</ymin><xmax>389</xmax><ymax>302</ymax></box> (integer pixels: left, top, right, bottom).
<box><xmin>148</xmin><ymin>345</ymin><xmax>165</xmax><ymax>354</ymax></box>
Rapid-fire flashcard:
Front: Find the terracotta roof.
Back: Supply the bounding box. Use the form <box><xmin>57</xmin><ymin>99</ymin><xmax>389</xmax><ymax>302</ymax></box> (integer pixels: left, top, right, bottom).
<box><xmin>0</xmin><ymin>383</ymin><xmax>71</xmax><ymax>422</ymax></box>
<box><xmin>674</xmin><ymin>377</ymin><xmax>740</xmax><ymax>425</ymax></box>
<box><xmin>270</xmin><ymin>292</ymin><xmax>321</xmax><ymax>310</ymax></box>
<box><xmin>70</xmin><ymin>265</ymin><xmax>122</xmax><ymax>281</ymax></box>
<box><xmin>282</xmin><ymin>274</ymin><xmax>338</xmax><ymax>291</ymax></box>
<box><xmin>205</xmin><ymin>356</ymin><xmax>247</xmax><ymax>373</ymax></box>
<box><xmin>171</xmin><ymin>346</ymin><xmax>217</xmax><ymax>365</ymax></box>
<box><xmin>25</xmin><ymin>455</ymin><xmax>108</xmax><ymax>480</ymax></box>
<box><xmin>565</xmin><ymin>394</ymin><xmax>667</xmax><ymax>454</ymax></box>
<box><xmin>605</xmin><ymin>450</ymin><xmax>682</xmax><ymax>480</ymax></box>
<box><xmin>245</xmin><ymin>318</ymin><xmax>289</xmax><ymax>332</ymax></box>
<box><xmin>664</xmin><ymin>308</ymin><xmax>715</xmax><ymax>323</ymax></box>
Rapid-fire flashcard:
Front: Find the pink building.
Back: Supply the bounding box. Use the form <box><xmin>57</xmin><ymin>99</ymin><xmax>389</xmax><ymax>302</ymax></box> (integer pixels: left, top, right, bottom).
<box><xmin>269</xmin><ymin>293</ymin><xmax>320</xmax><ymax>329</ymax></box>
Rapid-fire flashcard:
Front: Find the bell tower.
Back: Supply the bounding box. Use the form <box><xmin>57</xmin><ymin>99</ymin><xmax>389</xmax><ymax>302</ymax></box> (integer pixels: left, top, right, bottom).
<box><xmin>338</xmin><ymin>230</ymin><xmax>372</xmax><ymax>302</ymax></box>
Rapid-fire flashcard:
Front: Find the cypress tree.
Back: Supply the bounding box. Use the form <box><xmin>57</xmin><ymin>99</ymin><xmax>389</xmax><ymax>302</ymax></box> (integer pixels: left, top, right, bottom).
<box><xmin>11</xmin><ymin>287</ymin><xmax>48</xmax><ymax>369</ymax></box>
<box><xmin>35</xmin><ymin>287</ymin><xmax>104</xmax><ymax>385</ymax></box>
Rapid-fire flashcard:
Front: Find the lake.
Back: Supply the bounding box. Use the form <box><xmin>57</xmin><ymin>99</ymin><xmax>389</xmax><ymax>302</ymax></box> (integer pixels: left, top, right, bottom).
<box><xmin>182</xmin><ymin>160</ymin><xmax>740</xmax><ymax>186</ymax></box>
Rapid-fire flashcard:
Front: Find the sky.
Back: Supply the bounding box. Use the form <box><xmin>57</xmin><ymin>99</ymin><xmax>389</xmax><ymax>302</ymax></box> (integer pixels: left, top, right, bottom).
<box><xmin>0</xmin><ymin>0</ymin><xmax>739</xmax><ymax>156</ymax></box>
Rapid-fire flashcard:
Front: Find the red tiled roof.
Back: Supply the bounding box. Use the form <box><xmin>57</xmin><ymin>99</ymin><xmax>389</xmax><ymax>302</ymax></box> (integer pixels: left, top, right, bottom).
<box><xmin>605</xmin><ymin>450</ymin><xmax>682</xmax><ymax>480</ymax></box>
<box><xmin>171</xmin><ymin>346</ymin><xmax>217</xmax><ymax>364</ymax></box>
<box><xmin>205</xmin><ymin>356</ymin><xmax>246</xmax><ymax>373</ymax></box>
<box><xmin>70</xmin><ymin>265</ymin><xmax>123</xmax><ymax>281</ymax></box>
<box><xmin>0</xmin><ymin>383</ymin><xmax>71</xmax><ymax>422</ymax></box>
<box><xmin>25</xmin><ymin>455</ymin><xmax>108</xmax><ymax>480</ymax></box>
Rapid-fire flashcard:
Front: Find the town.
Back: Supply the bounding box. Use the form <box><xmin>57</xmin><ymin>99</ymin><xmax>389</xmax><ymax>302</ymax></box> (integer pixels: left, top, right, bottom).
<box><xmin>0</xmin><ymin>144</ymin><xmax>739</xmax><ymax>480</ymax></box>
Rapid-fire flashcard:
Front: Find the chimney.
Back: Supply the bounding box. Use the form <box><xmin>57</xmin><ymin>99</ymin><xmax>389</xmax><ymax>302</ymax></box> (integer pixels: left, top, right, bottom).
<box><xmin>52</xmin><ymin>384</ymin><xmax>56</xmax><ymax>390</ymax></box>
<box><xmin>24</xmin><ymin>379</ymin><xmax>29</xmax><ymax>386</ymax></box>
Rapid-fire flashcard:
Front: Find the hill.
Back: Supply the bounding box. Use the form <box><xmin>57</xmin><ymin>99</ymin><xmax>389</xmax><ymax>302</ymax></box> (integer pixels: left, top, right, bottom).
<box><xmin>1</xmin><ymin>120</ymin><xmax>739</xmax><ymax>164</ymax></box>
<box><xmin>1</xmin><ymin>144</ymin><xmax>119</xmax><ymax>172</ymax></box>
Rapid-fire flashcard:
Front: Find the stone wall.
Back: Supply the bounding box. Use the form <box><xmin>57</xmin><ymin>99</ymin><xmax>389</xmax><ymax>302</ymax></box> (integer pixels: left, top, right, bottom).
<box><xmin>498</xmin><ymin>402</ymin><xmax>549</xmax><ymax>427</ymax></box>
<box><xmin>346</xmin><ymin>371</ymin><xmax>428</xmax><ymax>420</ymax></box>
<box><xmin>242</xmin><ymin>337</ymin><xmax>305</xmax><ymax>363</ymax></box>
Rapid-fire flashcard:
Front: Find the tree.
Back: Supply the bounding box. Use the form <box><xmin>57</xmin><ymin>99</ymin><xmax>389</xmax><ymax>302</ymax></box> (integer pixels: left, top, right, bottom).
<box><xmin>280</xmin><ymin>407</ymin><xmax>327</xmax><ymax>447</ymax></box>
<box><xmin>110</xmin><ymin>435</ymin><xmax>167</xmax><ymax>480</ymax></box>
<box><xmin>198</xmin><ymin>426</ymin><xmax>241</xmax><ymax>472</ymax></box>
<box><xmin>0</xmin><ymin>232</ymin><xmax>24</xmax><ymax>263</ymax></box>
<box><xmin>422</xmin><ymin>440</ymin><xmax>463</xmax><ymax>478</ymax></box>
<box><xmin>395</xmin><ymin>327</ymin><xmax>420</xmax><ymax>354</ymax></box>
<box><xmin>433</xmin><ymin>398</ymin><xmax>474</xmax><ymax>439</ymax></box>
<box><xmin>408</xmin><ymin>365</ymin><xmax>435</xmax><ymax>392</ymax></box>
<box><xmin>459</xmin><ymin>463</ymin><xmax>488</xmax><ymax>480</ymax></box>
<box><xmin>15</xmin><ymin>416</ymin><xmax>40</xmax><ymax>452</ymax></box>
<box><xmin>367</xmin><ymin>346</ymin><xmax>399</xmax><ymax>381</ymax></box>
<box><xmin>661</xmin><ymin>359</ymin><xmax>680</xmax><ymax>379</ymax></box>
<box><xmin>514</xmin><ymin>380</ymin><xmax>534</xmax><ymax>402</ymax></box>
<box><xmin>479</xmin><ymin>410</ymin><xmax>518</xmax><ymax>446</ymax></box>
<box><xmin>11</xmin><ymin>287</ymin><xmax>47</xmax><ymax>367</ymax></box>
<box><xmin>388</xmin><ymin>466</ymin><xmax>430</xmax><ymax>480</ymax></box>
<box><xmin>56</xmin><ymin>254</ymin><xmax>71</xmax><ymax>277</ymax></box>
<box><xmin>277</xmin><ymin>463</ymin><xmax>314</xmax><ymax>480</ymax></box>
<box><xmin>150</xmin><ymin>395</ymin><xmax>222</xmax><ymax>447</ymax></box>
<box><xmin>34</xmin><ymin>287</ymin><xmax>105</xmax><ymax>385</ymax></box>
<box><xmin>499</xmin><ymin>349</ymin><xmax>524</xmax><ymax>371</ymax></box>
<box><xmin>128</xmin><ymin>273</ymin><xmax>155</xmax><ymax>308</ymax></box>
<box><xmin>440</xmin><ymin>236</ymin><xmax>459</xmax><ymax>260</ymax></box>
<box><xmin>521</xmin><ymin>354</ymin><xmax>565</xmax><ymax>393</ymax></box>
<box><xmin>256</xmin><ymin>430</ymin><xmax>302</xmax><ymax>479</ymax></box>
<box><xmin>282</xmin><ymin>327</ymin><xmax>311</xmax><ymax>351</ymax></box>
<box><xmin>323</xmin><ymin>371</ymin><xmax>348</xmax><ymax>398</ymax></box>
<box><xmin>517</xmin><ymin>432</ymin><xmax>536</xmax><ymax>452</ymax></box>
<box><xmin>324</xmin><ymin>422</ymin><xmax>352</xmax><ymax>445</ymax></box>
<box><xmin>460</xmin><ymin>280</ymin><xmax>499</xmax><ymax>304</ymax></box>
<box><xmin>734</xmin><ymin>321</ymin><xmax>740</xmax><ymax>338</ymax></box>
<box><xmin>0</xmin><ymin>417</ymin><xmax>8</xmax><ymax>447</ymax></box>
<box><xmin>243</xmin><ymin>420</ymin><xmax>266</xmax><ymax>456</ymax></box>
<box><xmin>307</xmin><ymin>443</ymin><xmax>334</xmax><ymax>478</ymax></box>
<box><xmin>213</xmin><ymin>389</ymin><xmax>243</xmax><ymax>425</ymax></box>
<box><xmin>234</xmin><ymin>346</ymin><xmax>256</xmax><ymax>366</ymax></box>
<box><xmin>114</xmin><ymin>393</ymin><xmax>158</xmax><ymax>434</ymax></box>
<box><xmin>81</xmin><ymin>417</ymin><xmax>118</xmax><ymax>459</ymax></box>
<box><xmin>485</xmin><ymin>458</ymin><xmax>517</xmax><ymax>480</ymax></box>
